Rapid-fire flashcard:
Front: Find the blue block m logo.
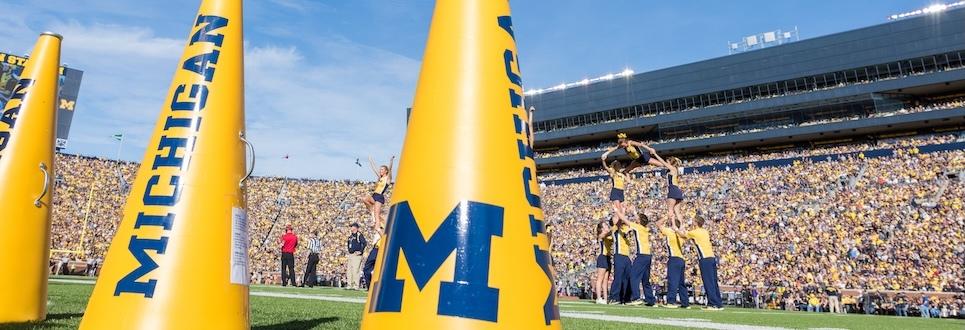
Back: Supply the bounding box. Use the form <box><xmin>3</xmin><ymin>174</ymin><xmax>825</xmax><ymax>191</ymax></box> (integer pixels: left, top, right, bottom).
<box><xmin>369</xmin><ymin>200</ymin><xmax>504</xmax><ymax>322</ymax></box>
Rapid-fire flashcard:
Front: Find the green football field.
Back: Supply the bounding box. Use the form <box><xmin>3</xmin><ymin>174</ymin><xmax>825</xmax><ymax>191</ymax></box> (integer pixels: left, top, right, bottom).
<box><xmin>2</xmin><ymin>277</ymin><xmax>962</xmax><ymax>329</ymax></box>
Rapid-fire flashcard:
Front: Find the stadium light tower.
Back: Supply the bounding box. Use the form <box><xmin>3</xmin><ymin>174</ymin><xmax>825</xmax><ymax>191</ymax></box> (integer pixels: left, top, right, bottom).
<box><xmin>524</xmin><ymin>67</ymin><xmax>636</xmax><ymax>96</ymax></box>
<box><xmin>888</xmin><ymin>1</ymin><xmax>965</xmax><ymax>20</ymax></box>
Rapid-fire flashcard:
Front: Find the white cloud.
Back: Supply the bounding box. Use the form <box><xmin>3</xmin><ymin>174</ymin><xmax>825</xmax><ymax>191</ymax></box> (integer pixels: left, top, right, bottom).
<box><xmin>243</xmin><ymin>42</ymin><xmax>418</xmax><ymax>179</ymax></box>
<box><xmin>265</xmin><ymin>0</ymin><xmax>332</xmax><ymax>13</ymax></box>
<box><xmin>246</xmin><ymin>44</ymin><xmax>303</xmax><ymax>69</ymax></box>
<box><xmin>37</xmin><ymin>21</ymin><xmax>185</xmax><ymax>160</ymax></box>
<box><xmin>0</xmin><ymin>12</ymin><xmax>35</xmax><ymax>55</ymax></box>
<box><xmin>49</xmin><ymin>21</ymin><xmax>184</xmax><ymax>59</ymax></box>
<box><xmin>0</xmin><ymin>9</ymin><xmax>419</xmax><ymax>180</ymax></box>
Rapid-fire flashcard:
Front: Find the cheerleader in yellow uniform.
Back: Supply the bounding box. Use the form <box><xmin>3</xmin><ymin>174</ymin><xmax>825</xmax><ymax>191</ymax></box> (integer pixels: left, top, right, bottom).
<box><xmin>361</xmin><ymin>156</ymin><xmax>395</xmax><ymax>225</ymax></box>
<box><xmin>594</xmin><ymin>220</ymin><xmax>615</xmax><ymax>304</ymax></box>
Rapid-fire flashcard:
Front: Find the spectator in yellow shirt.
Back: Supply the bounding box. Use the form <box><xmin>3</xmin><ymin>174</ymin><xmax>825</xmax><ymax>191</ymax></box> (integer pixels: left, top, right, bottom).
<box><xmin>807</xmin><ymin>293</ymin><xmax>822</xmax><ymax>312</ymax></box>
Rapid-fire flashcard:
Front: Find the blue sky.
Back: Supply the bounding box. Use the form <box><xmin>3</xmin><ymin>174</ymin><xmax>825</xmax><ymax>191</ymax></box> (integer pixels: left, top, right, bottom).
<box><xmin>0</xmin><ymin>0</ymin><xmax>930</xmax><ymax>179</ymax></box>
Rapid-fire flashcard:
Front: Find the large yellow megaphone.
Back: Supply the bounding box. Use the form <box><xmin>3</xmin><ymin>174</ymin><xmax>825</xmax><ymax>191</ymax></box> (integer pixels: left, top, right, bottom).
<box><xmin>361</xmin><ymin>0</ymin><xmax>560</xmax><ymax>329</ymax></box>
<box><xmin>80</xmin><ymin>0</ymin><xmax>249</xmax><ymax>328</ymax></box>
<box><xmin>0</xmin><ymin>32</ymin><xmax>62</xmax><ymax>324</ymax></box>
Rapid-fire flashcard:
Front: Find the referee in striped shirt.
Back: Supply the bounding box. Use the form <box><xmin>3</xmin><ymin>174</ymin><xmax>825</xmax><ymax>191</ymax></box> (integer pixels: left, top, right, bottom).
<box><xmin>302</xmin><ymin>231</ymin><xmax>321</xmax><ymax>287</ymax></box>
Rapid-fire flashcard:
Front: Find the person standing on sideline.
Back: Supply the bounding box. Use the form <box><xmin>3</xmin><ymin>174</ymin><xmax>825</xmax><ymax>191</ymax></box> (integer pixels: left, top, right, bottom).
<box><xmin>346</xmin><ymin>223</ymin><xmax>367</xmax><ymax>290</ymax></box>
<box><xmin>86</xmin><ymin>256</ymin><xmax>96</xmax><ymax>276</ymax></box>
<box><xmin>302</xmin><ymin>231</ymin><xmax>321</xmax><ymax>287</ymax></box>
<box><xmin>280</xmin><ymin>225</ymin><xmax>298</xmax><ymax>286</ymax></box>
<box><xmin>677</xmin><ymin>216</ymin><xmax>722</xmax><ymax>310</ymax></box>
<box><xmin>919</xmin><ymin>295</ymin><xmax>930</xmax><ymax>318</ymax></box>
<box><xmin>861</xmin><ymin>289</ymin><xmax>875</xmax><ymax>314</ymax></box>
<box><xmin>826</xmin><ymin>284</ymin><xmax>841</xmax><ymax>313</ymax></box>
<box><xmin>363</xmin><ymin>223</ymin><xmax>384</xmax><ymax>290</ymax></box>
<box><xmin>895</xmin><ymin>292</ymin><xmax>909</xmax><ymax>317</ymax></box>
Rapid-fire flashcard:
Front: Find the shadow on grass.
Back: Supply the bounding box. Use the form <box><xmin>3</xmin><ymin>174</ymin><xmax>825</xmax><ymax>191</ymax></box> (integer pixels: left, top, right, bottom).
<box><xmin>0</xmin><ymin>313</ymin><xmax>84</xmax><ymax>329</ymax></box>
<box><xmin>253</xmin><ymin>317</ymin><xmax>339</xmax><ymax>330</ymax></box>
<box><xmin>46</xmin><ymin>313</ymin><xmax>83</xmax><ymax>321</ymax></box>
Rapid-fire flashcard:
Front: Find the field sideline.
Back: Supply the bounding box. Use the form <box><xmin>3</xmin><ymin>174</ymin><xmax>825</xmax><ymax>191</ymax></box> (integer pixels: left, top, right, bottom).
<box><xmin>2</xmin><ymin>277</ymin><xmax>961</xmax><ymax>330</ymax></box>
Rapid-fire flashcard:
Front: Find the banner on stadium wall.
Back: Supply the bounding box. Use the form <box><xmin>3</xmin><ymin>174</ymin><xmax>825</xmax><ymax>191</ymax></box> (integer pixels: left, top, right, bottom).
<box><xmin>0</xmin><ymin>51</ymin><xmax>83</xmax><ymax>149</ymax></box>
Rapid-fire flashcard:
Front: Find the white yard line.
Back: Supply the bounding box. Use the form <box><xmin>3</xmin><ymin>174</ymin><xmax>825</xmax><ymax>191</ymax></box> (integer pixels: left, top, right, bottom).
<box><xmin>250</xmin><ymin>291</ymin><xmax>366</xmax><ymax>304</ymax></box>
<box><xmin>246</xmin><ymin>291</ymin><xmax>795</xmax><ymax>330</ymax></box>
<box><xmin>50</xmin><ymin>278</ymin><xmax>96</xmax><ymax>285</ymax></box>
<box><xmin>47</xmin><ymin>278</ymin><xmax>802</xmax><ymax>329</ymax></box>
<box><xmin>564</xmin><ymin>302</ymin><xmax>836</xmax><ymax>318</ymax></box>
<box><xmin>50</xmin><ymin>278</ymin><xmax>368</xmax><ymax>304</ymax></box>
<box><xmin>561</xmin><ymin>312</ymin><xmax>791</xmax><ymax>330</ymax></box>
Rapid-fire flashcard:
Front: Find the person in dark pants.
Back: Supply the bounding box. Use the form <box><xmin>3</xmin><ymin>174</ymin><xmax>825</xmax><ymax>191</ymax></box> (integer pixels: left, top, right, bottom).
<box><xmin>363</xmin><ymin>224</ymin><xmax>384</xmax><ymax>290</ymax></box>
<box><xmin>623</xmin><ymin>212</ymin><xmax>656</xmax><ymax>306</ymax></box>
<box><xmin>895</xmin><ymin>292</ymin><xmax>909</xmax><ymax>316</ymax></box>
<box><xmin>678</xmin><ymin>216</ymin><xmax>723</xmax><ymax>310</ymax></box>
<box><xmin>302</xmin><ymin>231</ymin><xmax>321</xmax><ymax>287</ymax></box>
<box><xmin>346</xmin><ymin>223</ymin><xmax>367</xmax><ymax>289</ymax></box>
<box><xmin>280</xmin><ymin>225</ymin><xmax>298</xmax><ymax>286</ymax></box>
<box><xmin>660</xmin><ymin>216</ymin><xmax>689</xmax><ymax>308</ymax></box>
<box><xmin>607</xmin><ymin>216</ymin><xmax>632</xmax><ymax>304</ymax></box>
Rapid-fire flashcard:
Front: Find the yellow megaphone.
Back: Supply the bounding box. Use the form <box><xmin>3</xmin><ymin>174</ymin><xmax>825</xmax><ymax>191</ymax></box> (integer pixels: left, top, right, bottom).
<box><xmin>361</xmin><ymin>0</ymin><xmax>560</xmax><ymax>329</ymax></box>
<box><xmin>0</xmin><ymin>31</ymin><xmax>62</xmax><ymax>324</ymax></box>
<box><xmin>80</xmin><ymin>0</ymin><xmax>250</xmax><ymax>328</ymax></box>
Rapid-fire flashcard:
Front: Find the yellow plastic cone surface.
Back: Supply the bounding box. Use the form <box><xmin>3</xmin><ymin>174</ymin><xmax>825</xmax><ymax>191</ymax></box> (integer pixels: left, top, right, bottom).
<box><xmin>79</xmin><ymin>0</ymin><xmax>249</xmax><ymax>328</ymax></box>
<box><xmin>0</xmin><ymin>32</ymin><xmax>62</xmax><ymax>324</ymax></box>
<box><xmin>361</xmin><ymin>0</ymin><xmax>560</xmax><ymax>329</ymax></box>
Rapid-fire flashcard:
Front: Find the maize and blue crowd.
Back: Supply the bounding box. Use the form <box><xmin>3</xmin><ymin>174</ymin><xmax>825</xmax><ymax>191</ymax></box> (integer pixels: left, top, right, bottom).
<box><xmin>46</xmin><ymin>132</ymin><xmax>964</xmax><ymax>317</ymax></box>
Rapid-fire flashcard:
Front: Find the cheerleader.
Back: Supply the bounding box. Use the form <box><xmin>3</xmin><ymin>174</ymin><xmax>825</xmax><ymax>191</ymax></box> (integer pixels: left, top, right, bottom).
<box><xmin>655</xmin><ymin>154</ymin><xmax>685</xmax><ymax>226</ymax></box>
<box><xmin>602</xmin><ymin>133</ymin><xmax>662</xmax><ymax>174</ymax></box>
<box><xmin>361</xmin><ymin>156</ymin><xmax>395</xmax><ymax>225</ymax></box>
<box><xmin>594</xmin><ymin>220</ymin><xmax>615</xmax><ymax>304</ymax></box>
<box><xmin>602</xmin><ymin>158</ymin><xmax>630</xmax><ymax>218</ymax></box>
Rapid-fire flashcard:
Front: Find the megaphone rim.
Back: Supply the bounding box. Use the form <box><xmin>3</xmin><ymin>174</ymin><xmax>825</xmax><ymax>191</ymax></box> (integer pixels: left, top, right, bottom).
<box><xmin>40</xmin><ymin>31</ymin><xmax>63</xmax><ymax>40</ymax></box>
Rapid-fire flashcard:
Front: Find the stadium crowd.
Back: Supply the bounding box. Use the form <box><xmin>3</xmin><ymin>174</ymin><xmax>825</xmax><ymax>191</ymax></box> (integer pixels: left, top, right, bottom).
<box><xmin>543</xmin><ymin>140</ymin><xmax>964</xmax><ymax>316</ymax></box>
<box><xmin>46</xmin><ymin>132</ymin><xmax>964</xmax><ymax>317</ymax></box>
<box><xmin>48</xmin><ymin>154</ymin><xmax>379</xmax><ymax>287</ymax></box>
<box><xmin>244</xmin><ymin>176</ymin><xmax>375</xmax><ymax>286</ymax></box>
<box><xmin>49</xmin><ymin>154</ymin><xmax>136</xmax><ymax>268</ymax></box>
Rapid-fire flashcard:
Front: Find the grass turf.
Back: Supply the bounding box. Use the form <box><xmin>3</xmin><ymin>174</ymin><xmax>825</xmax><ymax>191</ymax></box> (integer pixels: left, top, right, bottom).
<box><xmin>1</xmin><ymin>278</ymin><xmax>962</xmax><ymax>329</ymax></box>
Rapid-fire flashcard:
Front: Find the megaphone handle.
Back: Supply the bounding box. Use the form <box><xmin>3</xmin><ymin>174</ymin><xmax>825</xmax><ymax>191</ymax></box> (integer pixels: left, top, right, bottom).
<box><xmin>35</xmin><ymin>162</ymin><xmax>49</xmax><ymax>207</ymax></box>
<box><xmin>240</xmin><ymin>131</ymin><xmax>255</xmax><ymax>187</ymax></box>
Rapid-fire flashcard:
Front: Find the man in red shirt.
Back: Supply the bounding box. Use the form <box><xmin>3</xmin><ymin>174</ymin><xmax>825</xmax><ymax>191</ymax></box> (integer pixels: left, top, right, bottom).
<box><xmin>280</xmin><ymin>225</ymin><xmax>298</xmax><ymax>286</ymax></box>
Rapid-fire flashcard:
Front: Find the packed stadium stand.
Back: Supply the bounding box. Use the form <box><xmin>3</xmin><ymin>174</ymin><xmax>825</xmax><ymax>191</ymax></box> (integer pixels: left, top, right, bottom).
<box><xmin>49</xmin><ymin>154</ymin><xmax>374</xmax><ymax>286</ymax></box>
<box><xmin>45</xmin><ymin>6</ymin><xmax>965</xmax><ymax>318</ymax></box>
<box><xmin>48</xmin><ymin>131</ymin><xmax>965</xmax><ymax>316</ymax></box>
<box><xmin>527</xmin><ymin>7</ymin><xmax>965</xmax><ymax>170</ymax></box>
<box><xmin>514</xmin><ymin>7</ymin><xmax>965</xmax><ymax>316</ymax></box>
